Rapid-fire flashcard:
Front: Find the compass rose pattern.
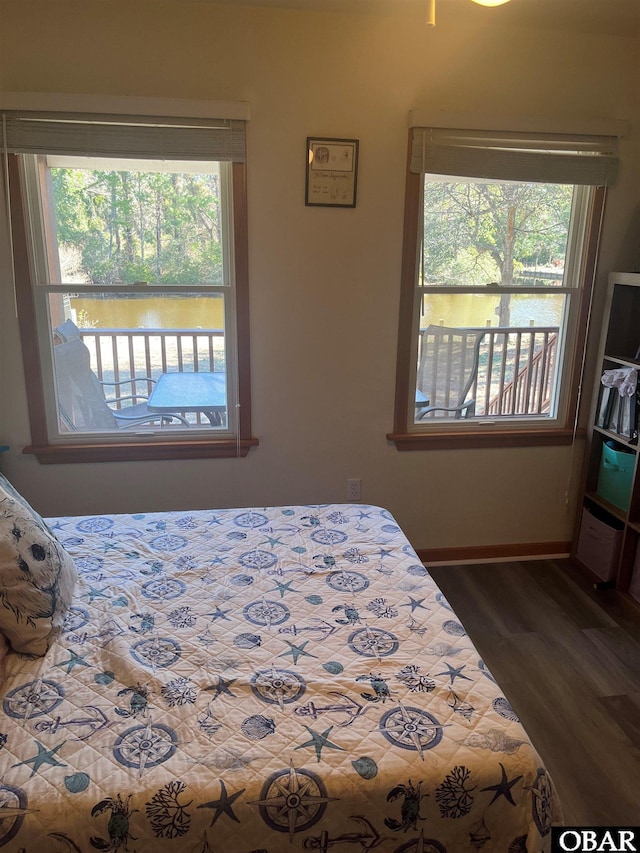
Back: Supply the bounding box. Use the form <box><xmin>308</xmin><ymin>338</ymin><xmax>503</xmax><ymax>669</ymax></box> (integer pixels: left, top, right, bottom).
<box><xmin>243</xmin><ymin>599</ymin><xmax>290</xmax><ymax>627</ymax></box>
<box><xmin>327</xmin><ymin>570</ymin><xmax>370</xmax><ymax>593</ymax></box>
<box><xmin>0</xmin><ymin>502</ymin><xmax>562</xmax><ymax>851</ymax></box>
<box><xmin>113</xmin><ymin>722</ymin><xmax>178</xmax><ymax>774</ymax></box>
<box><xmin>3</xmin><ymin>680</ymin><xmax>65</xmax><ymax>721</ymax></box>
<box><xmin>379</xmin><ymin>704</ymin><xmax>444</xmax><ymax>757</ymax></box>
<box><xmin>0</xmin><ymin>782</ymin><xmax>30</xmax><ymax>848</ymax></box>
<box><xmin>348</xmin><ymin>627</ymin><xmax>399</xmax><ymax>658</ymax></box>
<box><xmin>250</xmin><ymin>761</ymin><xmax>334</xmax><ymax>838</ymax></box>
<box><xmin>251</xmin><ymin>667</ymin><xmax>306</xmax><ymax>707</ymax></box>
<box><xmin>130</xmin><ymin>637</ymin><xmax>182</xmax><ymax>669</ymax></box>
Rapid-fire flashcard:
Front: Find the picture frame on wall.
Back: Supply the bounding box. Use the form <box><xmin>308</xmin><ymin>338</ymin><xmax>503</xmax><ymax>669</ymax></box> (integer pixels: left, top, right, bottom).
<box><xmin>305</xmin><ymin>137</ymin><xmax>359</xmax><ymax>208</ymax></box>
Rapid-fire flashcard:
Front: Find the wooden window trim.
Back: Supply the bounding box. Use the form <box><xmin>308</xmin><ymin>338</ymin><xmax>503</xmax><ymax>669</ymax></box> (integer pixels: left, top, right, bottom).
<box><xmin>8</xmin><ymin>154</ymin><xmax>258</xmax><ymax>463</ymax></box>
<box><xmin>388</xmin><ymin>427</ymin><xmax>585</xmax><ymax>451</ymax></box>
<box><xmin>23</xmin><ymin>438</ymin><xmax>259</xmax><ymax>464</ymax></box>
<box><xmin>388</xmin><ymin>146</ymin><xmax>606</xmax><ymax>452</ymax></box>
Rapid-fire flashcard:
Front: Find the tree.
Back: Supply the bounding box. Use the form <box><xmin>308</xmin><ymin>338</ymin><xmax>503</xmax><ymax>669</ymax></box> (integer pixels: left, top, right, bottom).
<box><xmin>422</xmin><ymin>179</ymin><xmax>573</xmax><ymax>326</ymax></box>
<box><xmin>50</xmin><ymin>164</ymin><xmax>224</xmax><ymax>286</ymax></box>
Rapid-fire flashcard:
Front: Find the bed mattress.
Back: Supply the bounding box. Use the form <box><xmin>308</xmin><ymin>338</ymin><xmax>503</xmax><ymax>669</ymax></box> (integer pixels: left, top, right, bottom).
<box><xmin>0</xmin><ymin>504</ymin><xmax>561</xmax><ymax>851</ymax></box>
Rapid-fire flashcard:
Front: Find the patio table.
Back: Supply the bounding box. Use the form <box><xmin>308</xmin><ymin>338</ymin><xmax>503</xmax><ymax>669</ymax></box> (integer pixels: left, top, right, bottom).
<box><xmin>147</xmin><ymin>371</ymin><xmax>227</xmax><ymax>426</ymax></box>
<box><xmin>415</xmin><ymin>389</ymin><xmax>429</xmax><ymax>412</ymax></box>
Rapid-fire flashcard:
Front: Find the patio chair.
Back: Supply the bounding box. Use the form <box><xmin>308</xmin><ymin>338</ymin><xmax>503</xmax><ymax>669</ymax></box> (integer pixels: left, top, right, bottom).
<box><xmin>415</xmin><ymin>324</ymin><xmax>486</xmax><ymax>419</ymax></box>
<box><xmin>53</xmin><ymin>321</ymin><xmax>188</xmax><ymax>431</ymax></box>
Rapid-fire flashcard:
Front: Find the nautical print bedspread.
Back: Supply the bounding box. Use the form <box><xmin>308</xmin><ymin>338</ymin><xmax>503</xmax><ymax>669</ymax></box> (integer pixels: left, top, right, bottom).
<box><xmin>0</xmin><ymin>505</ymin><xmax>561</xmax><ymax>852</ymax></box>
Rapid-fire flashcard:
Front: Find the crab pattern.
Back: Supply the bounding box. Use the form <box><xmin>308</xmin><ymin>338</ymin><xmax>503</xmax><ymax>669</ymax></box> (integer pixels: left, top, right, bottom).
<box><xmin>0</xmin><ymin>504</ymin><xmax>561</xmax><ymax>850</ymax></box>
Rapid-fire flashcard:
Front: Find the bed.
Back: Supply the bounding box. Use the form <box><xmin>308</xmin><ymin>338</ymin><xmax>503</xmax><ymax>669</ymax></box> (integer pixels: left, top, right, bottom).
<box><xmin>0</xmin><ymin>488</ymin><xmax>562</xmax><ymax>852</ymax></box>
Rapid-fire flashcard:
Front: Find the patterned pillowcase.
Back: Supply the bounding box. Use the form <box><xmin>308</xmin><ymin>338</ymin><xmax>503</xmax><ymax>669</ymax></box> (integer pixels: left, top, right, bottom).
<box><xmin>0</xmin><ymin>631</ymin><xmax>8</xmax><ymax>673</ymax></box>
<box><xmin>0</xmin><ymin>477</ymin><xmax>77</xmax><ymax>656</ymax></box>
<box><xmin>0</xmin><ymin>472</ymin><xmax>48</xmax><ymax>527</ymax></box>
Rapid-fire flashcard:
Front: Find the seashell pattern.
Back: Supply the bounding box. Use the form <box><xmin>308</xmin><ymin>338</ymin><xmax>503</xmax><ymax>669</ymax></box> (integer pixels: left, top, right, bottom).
<box><xmin>241</xmin><ymin>714</ymin><xmax>276</xmax><ymax>740</ymax></box>
<box><xmin>234</xmin><ymin>633</ymin><xmax>262</xmax><ymax>649</ymax></box>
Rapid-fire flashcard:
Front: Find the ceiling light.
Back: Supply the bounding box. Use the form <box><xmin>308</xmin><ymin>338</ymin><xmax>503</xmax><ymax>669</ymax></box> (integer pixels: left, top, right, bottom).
<box><xmin>427</xmin><ymin>0</ymin><xmax>512</xmax><ymax>26</ymax></box>
<box><xmin>470</xmin><ymin>0</ymin><xmax>512</xmax><ymax>6</ymax></box>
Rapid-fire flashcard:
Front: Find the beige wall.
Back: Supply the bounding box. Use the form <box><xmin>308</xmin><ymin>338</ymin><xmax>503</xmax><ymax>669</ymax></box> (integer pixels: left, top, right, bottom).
<box><xmin>1</xmin><ymin>0</ymin><xmax>639</xmax><ymax>551</ymax></box>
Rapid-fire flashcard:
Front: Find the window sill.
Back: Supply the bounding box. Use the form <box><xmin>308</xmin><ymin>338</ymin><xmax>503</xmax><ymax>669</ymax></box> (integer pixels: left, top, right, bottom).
<box><xmin>387</xmin><ymin>427</ymin><xmax>584</xmax><ymax>451</ymax></box>
<box><xmin>24</xmin><ymin>437</ymin><xmax>259</xmax><ymax>464</ymax></box>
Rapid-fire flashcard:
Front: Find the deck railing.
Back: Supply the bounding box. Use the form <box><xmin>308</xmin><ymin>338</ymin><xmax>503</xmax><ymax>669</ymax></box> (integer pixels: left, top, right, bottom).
<box><xmin>418</xmin><ymin>325</ymin><xmax>559</xmax><ymax>418</ymax></box>
<box><xmin>79</xmin><ymin>327</ymin><xmax>225</xmax><ymax>384</ymax></box>
<box><xmin>79</xmin><ymin>327</ymin><xmax>225</xmax><ymax>424</ymax></box>
<box><xmin>79</xmin><ymin>324</ymin><xmax>558</xmax><ymax>422</ymax></box>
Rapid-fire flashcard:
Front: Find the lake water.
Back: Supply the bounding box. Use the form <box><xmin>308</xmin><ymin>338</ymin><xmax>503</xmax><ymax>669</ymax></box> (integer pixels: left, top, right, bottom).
<box><xmin>70</xmin><ymin>295</ymin><xmax>225</xmax><ymax>331</ymax></box>
<box><xmin>421</xmin><ymin>292</ymin><xmax>564</xmax><ymax>329</ymax></box>
<box><xmin>71</xmin><ymin>292</ymin><xmax>562</xmax><ymax>333</ymax></box>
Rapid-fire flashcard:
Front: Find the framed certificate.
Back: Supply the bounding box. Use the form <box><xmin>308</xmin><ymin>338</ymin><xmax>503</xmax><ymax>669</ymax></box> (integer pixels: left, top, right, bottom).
<box><xmin>305</xmin><ymin>137</ymin><xmax>359</xmax><ymax>208</ymax></box>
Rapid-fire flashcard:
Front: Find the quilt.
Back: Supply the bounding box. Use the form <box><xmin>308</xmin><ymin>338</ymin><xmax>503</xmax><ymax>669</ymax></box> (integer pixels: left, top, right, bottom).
<box><xmin>0</xmin><ymin>504</ymin><xmax>561</xmax><ymax>852</ymax></box>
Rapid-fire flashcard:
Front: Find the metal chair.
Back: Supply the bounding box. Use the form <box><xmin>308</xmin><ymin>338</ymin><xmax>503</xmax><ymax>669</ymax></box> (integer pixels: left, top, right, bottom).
<box><xmin>415</xmin><ymin>325</ymin><xmax>486</xmax><ymax>419</ymax></box>
<box><xmin>53</xmin><ymin>321</ymin><xmax>188</xmax><ymax>431</ymax></box>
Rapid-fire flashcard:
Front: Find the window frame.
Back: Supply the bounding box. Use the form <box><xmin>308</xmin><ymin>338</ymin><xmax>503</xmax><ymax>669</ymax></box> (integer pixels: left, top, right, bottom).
<box><xmin>388</xmin><ymin>134</ymin><xmax>606</xmax><ymax>451</ymax></box>
<box><xmin>8</xmin><ymin>151</ymin><xmax>257</xmax><ymax>463</ymax></box>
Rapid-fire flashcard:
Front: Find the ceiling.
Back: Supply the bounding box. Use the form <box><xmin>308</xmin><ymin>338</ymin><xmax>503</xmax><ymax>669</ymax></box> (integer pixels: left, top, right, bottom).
<box><xmin>203</xmin><ymin>0</ymin><xmax>640</xmax><ymax>37</ymax></box>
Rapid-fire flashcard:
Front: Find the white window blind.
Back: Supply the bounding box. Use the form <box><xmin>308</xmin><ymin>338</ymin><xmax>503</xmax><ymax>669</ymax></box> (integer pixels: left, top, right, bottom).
<box><xmin>2</xmin><ymin>112</ymin><xmax>246</xmax><ymax>162</ymax></box>
<box><xmin>410</xmin><ymin>127</ymin><xmax>619</xmax><ymax>186</ymax></box>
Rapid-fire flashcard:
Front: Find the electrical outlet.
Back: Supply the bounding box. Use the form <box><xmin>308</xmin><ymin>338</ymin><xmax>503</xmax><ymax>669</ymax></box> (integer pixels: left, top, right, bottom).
<box><xmin>347</xmin><ymin>478</ymin><xmax>361</xmax><ymax>502</ymax></box>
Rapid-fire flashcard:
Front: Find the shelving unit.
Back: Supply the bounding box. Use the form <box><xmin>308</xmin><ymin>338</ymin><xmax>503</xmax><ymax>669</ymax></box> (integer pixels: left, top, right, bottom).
<box><xmin>573</xmin><ymin>272</ymin><xmax>640</xmax><ymax>604</ymax></box>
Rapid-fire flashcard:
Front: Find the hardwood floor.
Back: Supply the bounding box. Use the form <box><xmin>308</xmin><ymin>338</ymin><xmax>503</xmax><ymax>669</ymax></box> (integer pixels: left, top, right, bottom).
<box><xmin>428</xmin><ymin>558</ymin><xmax>640</xmax><ymax>826</ymax></box>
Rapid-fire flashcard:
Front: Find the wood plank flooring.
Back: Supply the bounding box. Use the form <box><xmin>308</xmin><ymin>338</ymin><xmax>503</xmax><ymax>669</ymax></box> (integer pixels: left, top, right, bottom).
<box><xmin>428</xmin><ymin>558</ymin><xmax>640</xmax><ymax>825</ymax></box>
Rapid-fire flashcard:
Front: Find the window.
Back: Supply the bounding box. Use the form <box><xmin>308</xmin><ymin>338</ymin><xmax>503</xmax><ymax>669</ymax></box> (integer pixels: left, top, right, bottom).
<box><xmin>4</xmin><ymin>102</ymin><xmax>256</xmax><ymax>462</ymax></box>
<box><xmin>390</xmin><ymin>121</ymin><xmax>620</xmax><ymax>450</ymax></box>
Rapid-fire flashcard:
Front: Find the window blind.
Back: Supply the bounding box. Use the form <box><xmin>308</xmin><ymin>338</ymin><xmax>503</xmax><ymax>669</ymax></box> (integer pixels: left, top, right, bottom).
<box><xmin>2</xmin><ymin>112</ymin><xmax>246</xmax><ymax>162</ymax></box>
<box><xmin>410</xmin><ymin>127</ymin><xmax>619</xmax><ymax>186</ymax></box>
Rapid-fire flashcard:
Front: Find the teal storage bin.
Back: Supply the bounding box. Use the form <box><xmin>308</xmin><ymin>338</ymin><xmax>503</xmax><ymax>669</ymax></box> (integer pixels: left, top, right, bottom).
<box><xmin>597</xmin><ymin>441</ymin><xmax>635</xmax><ymax>511</ymax></box>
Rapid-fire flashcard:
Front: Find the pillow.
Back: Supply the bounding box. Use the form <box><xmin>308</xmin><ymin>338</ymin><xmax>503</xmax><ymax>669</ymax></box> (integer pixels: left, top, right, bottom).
<box><xmin>0</xmin><ymin>631</ymin><xmax>8</xmax><ymax>677</ymax></box>
<box><xmin>0</xmin><ymin>476</ymin><xmax>77</xmax><ymax>656</ymax></box>
<box><xmin>0</xmin><ymin>472</ymin><xmax>48</xmax><ymax>527</ymax></box>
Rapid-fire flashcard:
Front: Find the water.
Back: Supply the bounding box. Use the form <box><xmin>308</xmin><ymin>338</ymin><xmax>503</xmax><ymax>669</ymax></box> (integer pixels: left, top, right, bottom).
<box><xmin>70</xmin><ymin>292</ymin><xmax>560</xmax><ymax>334</ymax></box>
<box><xmin>70</xmin><ymin>295</ymin><xmax>225</xmax><ymax>331</ymax></box>
<box><xmin>420</xmin><ymin>292</ymin><xmax>564</xmax><ymax>330</ymax></box>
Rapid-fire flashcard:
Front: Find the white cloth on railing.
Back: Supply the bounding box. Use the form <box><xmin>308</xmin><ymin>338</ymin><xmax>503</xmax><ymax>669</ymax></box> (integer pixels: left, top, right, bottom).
<box><xmin>601</xmin><ymin>367</ymin><xmax>637</xmax><ymax>397</ymax></box>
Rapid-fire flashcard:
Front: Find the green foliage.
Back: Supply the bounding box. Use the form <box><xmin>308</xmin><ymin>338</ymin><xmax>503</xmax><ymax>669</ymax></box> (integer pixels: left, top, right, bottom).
<box><xmin>422</xmin><ymin>179</ymin><xmax>573</xmax><ymax>287</ymax></box>
<box><xmin>50</xmin><ymin>165</ymin><xmax>224</xmax><ymax>285</ymax></box>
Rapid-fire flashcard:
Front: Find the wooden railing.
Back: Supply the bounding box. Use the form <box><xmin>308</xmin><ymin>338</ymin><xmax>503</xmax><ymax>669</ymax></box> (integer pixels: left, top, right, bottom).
<box><xmin>485</xmin><ymin>330</ymin><xmax>558</xmax><ymax>416</ymax></box>
<box><xmin>79</xmin><ymin>328</ymin><xmax>225</xmax><ymax>424</ymax></box>
<box><xmin>80</xmin><ymin>325</ymin><xmax>558</xmax><ymax>422</ymax></box>
<box><xmin>79</xmin><ymin>327</ymin><xmax>225</xmax><ymax>384</ymax></box>
<box><xmin>418</xmin><ymin>326</ymin><xmax>559</xmax><ymax>418</ymax></box>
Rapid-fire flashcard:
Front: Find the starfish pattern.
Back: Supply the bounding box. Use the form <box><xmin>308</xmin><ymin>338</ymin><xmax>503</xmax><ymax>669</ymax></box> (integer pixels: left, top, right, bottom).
<box><xmin>481</xmin><ymin>762</ymin><xmax>523</xmax><ymax>806</ymax></box>
<box><xmin>83</xmin><ymin>586</ymin><xmax>110</xmax><ymax>603</ymax></box>
<box><xmin>261</xmin><ymin>535</ymin><xmax>285</xmax><ymax>548</ymax></box>
<box><xmin>435</xmin><ymin>662</ymin><xmax>472</xmax><ymax>684</ymax></box>
<box><xmin>204</xmin><ymin>676</ymin><xmax>237</xmax><ymax>700</ymax></box>
<box><xmin>400</xmin><ymin>596</ymin><xmax>429</xmax><ymax>613</ymax></box>
<box><xmin>207</xmin><ymin>606</ymin><xmax>230</xmax><ymax>622</ymax></box>
<box><xmin>278</xmin><ymin>640</ymin><xmax>318</xmax><ymax>665</ymax></box>
<box><xmin>198</xmin><ymin>779</ymin><xmax>245</xmax><ymax>825</ymax></box>
<box><xmin>55</xmin><ymin>650</ymin><xmax>92</xmax><ymax>674</ymax></box>
<box><xmin>12</xmin><ymin>739</ymin><xmax>67</xmax><ymax>778</ymax></box>
<box><xmin>269</xmin><ymin>579</ymin><xmax>298</xmax><ymax>599</ymax></box>
<box><xmin>295</xmin><ymin>726</ymin><xmax>345</xmax><ymax>762</ymax></box>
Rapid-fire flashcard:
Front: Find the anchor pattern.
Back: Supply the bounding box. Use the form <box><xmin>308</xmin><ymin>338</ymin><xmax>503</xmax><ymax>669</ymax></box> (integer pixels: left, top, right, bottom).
<box><xmin>0</xmin><ymin>504</ymin><xmax>560</xmax><ymax>851</ymax></box>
